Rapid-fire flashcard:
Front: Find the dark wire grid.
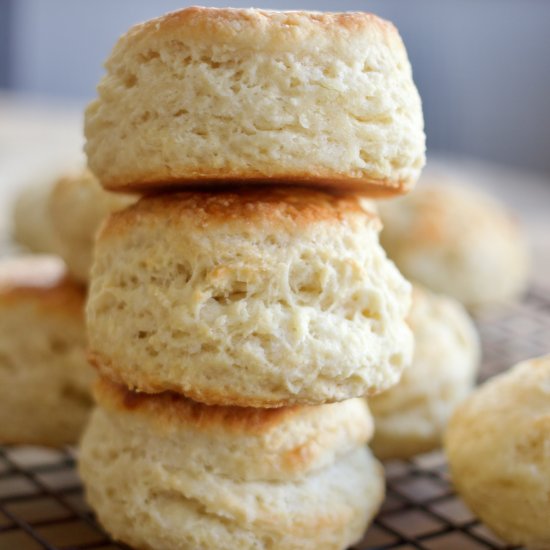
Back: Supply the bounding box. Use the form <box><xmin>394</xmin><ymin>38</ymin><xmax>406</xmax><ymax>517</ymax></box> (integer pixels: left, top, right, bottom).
<box><xmin>1</xmin><ymin>286</ymin><xmax>548</xmax><ymax>550</ymax></box>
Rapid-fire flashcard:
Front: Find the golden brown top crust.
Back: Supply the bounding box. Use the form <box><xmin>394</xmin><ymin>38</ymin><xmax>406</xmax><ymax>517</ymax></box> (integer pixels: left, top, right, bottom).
<box><xmin>102</xmin><ymin>187</ymin><xmax>379</xmax><ymax>235</ymax></box>
<box><xmin>396</xmin><ymin>184</ymin><xmax>521</xmax><ymax>246</ymax></box>
<box><xmin>96</xmin><ymin>376</ymin><xmax>323</xmax><ymax>435</ymax></box>
<box><xmin>120</xmin><ymin>6</ymin><xmax>402</xmax><ymax>54</ymax></box>
<box><xmin>158</xmin><ymin>6</ymin><xmax>395</xmax><ymax>34</ymax></box>
<box><xmin>0</xmin><ymin>256</ymin><xmax>85</xmax><ymax>314</ymax></box>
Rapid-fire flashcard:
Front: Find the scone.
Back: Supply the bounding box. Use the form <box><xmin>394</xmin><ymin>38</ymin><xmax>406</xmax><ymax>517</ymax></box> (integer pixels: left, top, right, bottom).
<box><xmin>12</xmin><ymin>169</ymin><xmax>136</xmax><ymax>283</ymax></box>
<box><xmin>85</xmin><ymin>7</ymin><xmax>425</xmax><ymax>195</ymax></box>
<box><xmin>79</xmin><ymin>377</ymin><xmax>385</xmax><ymax>550</ymax></box>
<box><xmin>445</xmin><ymin>355</ymin><xmax>550</xmax><ymax>549</ymax></box>
<box><xmin>49</xmin><ymin>168</ymin><xmax>136</xmax><ymax>283</ymax></box>
<box><xmin>12</xmin><ymin>181</ymin><xmax>59</xmax><ymax>255</ymax></box>
<box><xmin>378</xmin><ymin>182</ymin><xmax>529</xmax><ymax>308</ymax></box>
<box><xmin>86</xmin><ymin>188</ymin><xmax>413</xmax><ymax>406</ymax></box>
<box><xmin>0</xmin><ymin>256</ymin><xmax>93</xmax><ymax>446</ymax></box>
<box><xmin>370</xmin><ymin>285</ymin><xmax>480</xmax><ymax>460</ymax></box>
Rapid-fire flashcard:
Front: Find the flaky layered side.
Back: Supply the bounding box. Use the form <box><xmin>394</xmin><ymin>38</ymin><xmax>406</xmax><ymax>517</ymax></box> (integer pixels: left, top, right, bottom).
<box><xmin>93</xmin><ymin>377</ymin><xmax>374</xmax><ymax>480</ymax></box>
<box><xmin>79</xmin><ymin>378</ymin><xmax>384</xmax><ymax>550</ymax></box>
<box><xmin>87</xmin><ymin>189</ymin><xmax>413</xmax><ymax>406</ymax></box>
<box><xmin>370</xmin><ymin>285</ymin><xmax>480</xmax><ymax>459</ymax></box>
<box><xmin>0</xmin><ymin>256</ymin><xmax>93</xmax><ymax>446</ymax></box>
<box><xmin>85</xmin><ymin>7</ymin><xmax>425</xmax><ymax>194</ymax></box>
<box><xmin>445</xmin><ymin>355</ymin><xmax>550</xmax><ymax>549</ymax></box>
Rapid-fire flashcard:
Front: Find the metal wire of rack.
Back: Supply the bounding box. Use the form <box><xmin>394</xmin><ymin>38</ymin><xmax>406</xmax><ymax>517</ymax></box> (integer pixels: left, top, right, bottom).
<box><xmin>1</xmin><ymin>286</ymin><xmax>549</xmax><ymax>550</ymax></box>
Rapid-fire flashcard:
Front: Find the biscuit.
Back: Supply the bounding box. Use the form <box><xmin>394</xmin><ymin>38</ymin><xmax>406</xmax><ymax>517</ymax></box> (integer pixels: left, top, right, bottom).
<box><xmin>49</xmin><ymin>168</ymin><xmax>136</xmax><ymax>283</ymax></box>
<box><xmin>87</xmin><ymin>188</ymin><xmax>413</xmax><ymax>406</ymax></box>
<box><xmin>85</xmin><ymin>7</ymin><xmax>425</xmax><ymax>195</ymax></box>
<box><xmin>445</xmin><ymin>355</ymin><xmax>550</xmax><ymax>549</ymax></box>
<box><xmin>0</xmin><ymin>256</ymin><xmax>93</xmax><ymax>446</ymax></box>
<box><xmin>79</xmin><ymin>378</ymin><xmax>384</xmax><ymax>550</ymax></box>
<box><xmin>379</xmin><ymin>182</ymin><xmax>530</xmax><ymax>308</ymax></box>
<box><xmin>12</xmin><ymin>181</ymin><xmax>59</xmax><ymax>255</ymax></box>
<box><xmin>370</xmin><ymin>285</ymin><xmax>480</xmax><ymax>459</ymax></box>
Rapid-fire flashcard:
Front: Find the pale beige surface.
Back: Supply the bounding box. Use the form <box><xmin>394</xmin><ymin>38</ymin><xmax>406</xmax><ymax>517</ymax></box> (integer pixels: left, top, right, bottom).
<box><xmin>370</xmin><ymin>285</ymin><xmax>480</xmax><ymax>460</ymax></box>
<box><xmin>379</xmin><ymin>179</ymin><xmax>530</xmax><ymax>309</ymax></box>
<box><xmin>445</xmin><ymin>355</ymin><xmax>550</xmax><ymax>549</ymax></box>
<box><xmin>49</xmin><ymin>168</ymin><xmax>137</xmax><ymax>283</ymax></box>
<box><xmin>0</xmin><ymin>256</ymin><xmax>93</xmax><ymax>446</ymax></box>
<box><xmin>79</xmin><ymin>379</ymin><xmax>384</xmax><ymax>550</ymax></box>
<box><xmin>87</xmin><ymin>189</ymin><xmax>413</xmax><ymax>406</ymax></box>
<box><xmin>85</xmin><ymin>7</ymin><xmax>425</xmax><ymax>194</ymax></box>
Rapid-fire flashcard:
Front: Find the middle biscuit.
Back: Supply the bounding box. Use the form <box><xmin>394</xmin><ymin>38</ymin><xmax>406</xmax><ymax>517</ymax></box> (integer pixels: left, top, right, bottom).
<box><xmin>87</xmin><ymin>187</ymin><xmax>413</xmax><ymax>407</ymax></box>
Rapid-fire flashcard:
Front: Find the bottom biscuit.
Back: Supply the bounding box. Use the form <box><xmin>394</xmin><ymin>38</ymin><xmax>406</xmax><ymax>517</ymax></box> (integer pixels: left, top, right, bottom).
<box><xmin>79</xmin><ymin>379</ymin><xmax>385</xmax><ymax>550</ymax></box>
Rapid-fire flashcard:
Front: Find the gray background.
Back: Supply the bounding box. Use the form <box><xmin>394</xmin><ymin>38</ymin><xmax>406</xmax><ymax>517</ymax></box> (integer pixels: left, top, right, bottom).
<box><xmin>2</xmin><ymin>0</ymin><xmax>550</xmax><ymax>176</ymax></box>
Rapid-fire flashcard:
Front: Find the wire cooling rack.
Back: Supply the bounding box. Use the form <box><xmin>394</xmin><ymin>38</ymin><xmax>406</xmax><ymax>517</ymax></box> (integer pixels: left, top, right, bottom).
<box><xmin>1</xmin><ymin>286</ymin><xmax>549</xmax><ymax>550</ymax></box>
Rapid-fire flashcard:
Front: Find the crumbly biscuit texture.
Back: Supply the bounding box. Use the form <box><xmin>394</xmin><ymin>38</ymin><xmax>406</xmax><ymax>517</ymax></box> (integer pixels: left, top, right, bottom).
<box><xmin>96</xmin><ymin>377</ymin><xmax>374</xmax><ymax>481</ymax></box>
<box><xmin>0</xmin><ymin>256</ymin><xmax>93</xmax><ymax>446</ymax></box>
<box><xmin>379</xmin><ymin>182</ymin><xmax>529</xmax><ymax>308</ymax></box>
<box><xmin>49</xmin><ymin>168</ymin><xmax>137</xmax><ymax>283</ymax></box>
<box><xmin>445</xmin><ymin>355</ymin><xmax>550</xmax><ymax>549</ymax></box>
<box><xmin>85</xmin><ymin>7</ymin><xmax>425</xmax><ymax>194</ymax></box>
<box><xmin>87</xmin><ymin>189</ymin><xmax>413</xmax><ymax>406</ymax></box>
<box><xmin>79</xmin><ymin>380</ymin><xmax>384</xmax><ymax>550</ymax></box>
<box><xmin>370</xmin><ymin>285</ymin><xmax>480</xmax><ymax>459</ymax></box>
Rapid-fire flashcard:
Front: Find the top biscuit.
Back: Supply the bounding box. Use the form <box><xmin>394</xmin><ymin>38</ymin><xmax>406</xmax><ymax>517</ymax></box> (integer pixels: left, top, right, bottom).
<box><xmin>85</xmin><ymin>7</ymin><xmax>425</xmax><ymax>195</ymax></box>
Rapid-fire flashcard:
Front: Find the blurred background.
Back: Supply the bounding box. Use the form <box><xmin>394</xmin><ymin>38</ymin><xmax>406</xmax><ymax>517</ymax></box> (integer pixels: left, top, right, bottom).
<box><xmin>2</xmin><ymin>0</ymin><xmax>550</xmax><ymax>175</ymax></box>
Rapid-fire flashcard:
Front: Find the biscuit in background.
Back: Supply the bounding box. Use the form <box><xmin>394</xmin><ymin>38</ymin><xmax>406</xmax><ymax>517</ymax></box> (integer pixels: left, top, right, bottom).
<box><xmin>445</xmin><ymin>355</ymin><xmax>550</xmax><ymax>549</ymax></box>
<box><xmin>370</xmin><ymin>285</ymin><xmax>480</xmax><ymax>460</ymax></box>
<box><xmin>0</xmin><ymin>256</ymin><xmax>93</xmax><ymax>446</ymax></box>
<box><xmin>49</xmin><ymin>168</ymin><xmax>137</xmax><ymax>283</ymax></box>
<box><xmin>87</xmin><ymin>188</ymin><xmax>413</xmax><ymax>407</ymax></box>
<box><xmin>378</xmin><ymin>181</ymin><xmax>530</xmax><ymax>309</ymax></box>
<box><xmin>79</xmin><ymin>378</ymin><xmax>384</xmax><ymax>550</ymax></box>
<box><xmin>85</xmin><ymin>7</ymin><xmax>425</xmax><ymax>195</ymax></box>
<box><xmin>11</xmin><ymin>168</ymin><xmax>137</xmax><ymax>284</ymax></box>
<box><xmin>12</xmin><ymin>181</ymin><xmax>59</xmax><ymax>255</ymax></box>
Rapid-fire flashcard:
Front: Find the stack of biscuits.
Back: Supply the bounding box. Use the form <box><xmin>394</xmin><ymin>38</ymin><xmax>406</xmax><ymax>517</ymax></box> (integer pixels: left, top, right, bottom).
<box><xmin>78</xmin><ymin>7</ymin><xmax>425</xmax><ymax>549</ymax></box>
